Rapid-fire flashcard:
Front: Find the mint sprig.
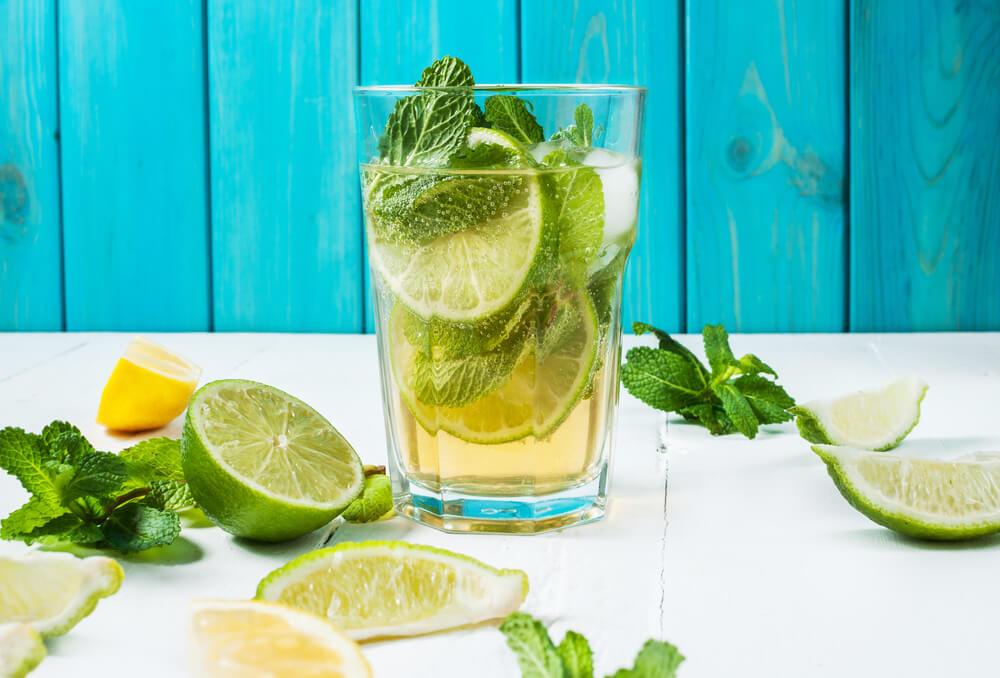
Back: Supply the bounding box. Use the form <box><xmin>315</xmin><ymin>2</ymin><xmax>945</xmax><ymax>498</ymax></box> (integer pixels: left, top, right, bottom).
<box><xmin>500</xmin><ymin>612</ymin><xmax>683</xmax><ymax>678</ymax></box>
<box><xmin>0</xmin><ymin>423</ymin><xmax>191</xmax><ymax>553</ymax></box>
<box><xmin>622</xmin><ymin>323</ymin><xmax>795</xmax><ymax>438</ymax></box>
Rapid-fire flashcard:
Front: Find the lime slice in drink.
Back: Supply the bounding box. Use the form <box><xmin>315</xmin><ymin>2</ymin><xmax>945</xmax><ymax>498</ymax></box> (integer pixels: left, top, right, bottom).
<box><xmin>813</xmin><ymin>445</ymin><xmax>1000</xmax><ymax>540</ymax></box>
<box><xmin>392</xmin><ymin>291</ymin><xmax>598</xmax><ymax>444</ymax></box>
<box><xmin>790</xmin><ymin>375</ymin><xmax>928</xmax><ymax>451</ymax></box>
<box><xmin>0</xmin><ymin>552</ymin><xmax>123</xmax><ymax>638</ymax></box>
<box><xmin>181</xmin><ymin>380</ymin><xmax>365</xmax><ymax>542</ymax></box>
<box><xmin>255</xmin><ymin>541</ymin><xmax>528</xmax><ymax>641</ymax></box>
<box><xmin>0</xmin><ymin>624</ymin><xmax>45</xmax><ymax>678</ymax></box>
<box><xmin>368</xmin><ymin>128</ymin><xmax>551</xmax><ymax>324</ymax></box>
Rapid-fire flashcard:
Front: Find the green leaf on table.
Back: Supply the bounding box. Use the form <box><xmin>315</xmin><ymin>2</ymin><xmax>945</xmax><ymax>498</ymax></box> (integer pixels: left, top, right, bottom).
<box><xmin>484</xmin><ymin>95</ymin><xmax>545</xmax><ymax>144</ymax></box>
<box><xmin>146</xmin><ymin>480</ymin><xmax>196</xmax><ymax>512</ymax></box>
<box><xmin>22</xmin><ymin>514</ymin><xmax>102</xmax><ymax>546</ymax></box>
<box><xmin>712</xmin><ymin>383</ymin><xmax>759</xmax><ymax>439</ymax></box>
<box><xmin>0</xmin><ymin>496</ymin><xmax>69</xmax><ymax>541</ymax></box>
<box><xmin>734</xmin><ymin>375</ymin><xmax>794</xmax><ymax>425</ymax></box>
<box><xmin>702</xmin><ymin>324</ymin><xmax>739</xmax><ymax>376</ymax></box>
<box><xmin>542</xmin><ymin>150</ymin><xmax>604</xmax><ymax>287</ymax></box>
<box><xmin>607</xmin><ymin>640</ymin><xmax>685</xmax><ymax>678</ymax></box>
<box><xmin>621</xmin><ymin>347</ymin><xmax>705</xmax><ymax>412</ymax></box>
<box><xmin>678</xmin><ymin>403</ymin><xmax>736</xmax><ymax>436</ymax></box>
<box><xmin>100</xmin><ymin>503</ymin><xmax>180</xmax><ymax>554</ymax></box>
<box><xmin>738</xmin><ymin>354</ymin><xmax>777</xmax><ymax>377</ymax></box>
<box><xmin>341</xmin><ymin>475</ymin><xmax>394</xmax><ymax>523</ymax></box>
<box><xmin>119</xmin><ymin>437</ymin><xmax>185</xmax><ymax>483</ymax></box>
<box><xmin>632</xmin><ymin>323</ymin><xmax>710</xmax><ymax>384</ymax></box>
<box><xmin>0</xmin><ymin>427</ymin><xmax>63</xmax><ymax>506</ymax></box>
<box><xmin>558</xmin><ymin>631</ymin><xmax>594</xmax><ymax>678</ymax></box>
<box><xmin>500</xmin><ymin>612</ymin><xmax>568</xmax><ymax>678</ymax></box>
<box><xmin>63</xmin><ymin>451</ymin><xmax>128</xmax><ymax>500</ymax></box>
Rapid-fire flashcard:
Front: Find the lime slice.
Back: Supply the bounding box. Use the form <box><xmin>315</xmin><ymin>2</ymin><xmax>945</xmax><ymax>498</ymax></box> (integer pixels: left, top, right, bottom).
<box><xmin>392</xmin><ymin>291</ymin><xmax>598</xmax><ymax>444</ymax></box>
<box><xmin>813</xmin><ymin>445</ymin><xmax>1000</xmax><ymax>540</ymax></box>
<box><xmin>0</xmin><ymin>552</ymin><xmax>123</xmax><ymax>638</ymax></box>
<box><xmin>0</xmin><ymin>624</ymin><xmax>45</xmax><ymax>678</ymax></box>
<box><xmin>181</xmin><ymin>380</ymin><xmax>365</xmax><ymax>542</ymax></box>
<box><xmin>790</xmin><ymin>375</ymin><xmax>927</xmax><ymax>451</ymax></box>
<box><xmin>255</xmin><ymin>541</ymin><xmax>528</xmax><ymax>641</ymax></box>
<box><xmin>189</xmin><ymin>600</ymin><xmax>371</xmax><ymax>678</ymax></box>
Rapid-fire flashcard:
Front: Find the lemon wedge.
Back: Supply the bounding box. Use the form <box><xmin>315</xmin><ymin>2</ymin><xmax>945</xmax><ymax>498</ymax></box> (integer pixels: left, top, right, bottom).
<box><xmin>188</xmin><ymin>600</ymin><xmax>371</xmax><ymax>678</ymax></box>
<box><xmin>0</xmin><ymin>623</ymin><xmax>46</xmax><ymax>677</ymax></box>
<box><xmin>97</xmin><ymin>336</ymin><xmax>202</xmax><ymax>431</ymax></box>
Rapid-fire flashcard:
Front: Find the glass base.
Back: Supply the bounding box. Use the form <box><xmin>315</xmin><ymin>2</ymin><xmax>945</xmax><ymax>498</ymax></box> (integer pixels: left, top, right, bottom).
<box><xmin>394</xmin><ymin>475</ymin><xmax>607</xmax><ymax>535</ymax></box>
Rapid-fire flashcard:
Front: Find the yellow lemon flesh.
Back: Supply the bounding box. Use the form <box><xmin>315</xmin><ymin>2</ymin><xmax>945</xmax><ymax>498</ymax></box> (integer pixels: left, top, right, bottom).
<box><xmin>189</xmin><ymin>600</ymin><xmax>372</xmax><ymax>678</ymax></box>
<box><xmin>97</xmin><ymin>337</ymin><xmax>202</xmax><ymax>431</ymax></box>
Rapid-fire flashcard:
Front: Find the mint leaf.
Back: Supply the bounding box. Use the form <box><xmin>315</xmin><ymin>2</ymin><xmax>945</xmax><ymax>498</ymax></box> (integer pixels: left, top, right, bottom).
<box><xmin>342</xmin><ymin>474</ymin><xmax>393</xmax><ymax>523</ymax></box>
<box><xmin>607</xmin><ymin>640</ymin><xmax>684</xmax><ymax>678</ymax></box>
<box><xmin>542</xmin><ymin>150</ymin><xmax>604</xmax><ymax>286</ymax></box>
<box><xmin>147</xmin><ymin>480</ymin><xmax>196</xmax><ymax>512</ymax></box>
<box><xmin>450</xmin><ymin>142</ymin><xmax>524</xmax><ymax>169</ymax></box>
<box><xmin>46</xmin><ymin>430</ymin><xmax>96</xmax><ymax>466</ymax></box>
<box><xmin>738</xmin><ymin>354</ymin><xmax>777</xmax><ymax>377</ymax></box>
<box><xmin>558</xmin><ymin>631</ymin><xmax>594</xmax><ymax>678</ymax></box>
<box><xmin>0</xmin><ymin>428</ymin><xmax>62</xmax><ymax>506</ymax></box>
<box><xmin>485</xmin><ymin>95</ymin><xmax>545</xmax><ymax>144</ymax></box>
<box><xmin>632</xmin><ymin>323</ymin><xmax>710</xmax><ymax>385</ymax></box>
<box><xmin>0</xmin><ymin>496</ymin><xmax>68</xmax><ymax>540</ymax></box>
<box><xmin>119</xmin><ymin>437</ymin><xmax>184</xmax><ymax>483</ymax></box>
<box><xmin>678</xmin><ymin>403</ymin><xmax>735</xmax><ymax>436</ymax></box>
<box><xmin>551</xmin><ymin>104</ymin><xmax>596</xmax><ymax>148</ymax></box>
<box><xmin>588</xmin><ymin>251</ymin><xmax>626</xmax><ymax>325</ymax></box>
<box><xmin>734</xmin><ymin>375</ymin><xmax>794</xmax><ymax>424</ymax></box>
<box><xmin>18</xmin><ymin>514</ymin><xmax>102</xmax><ymax>546</ymax></box>
<box><xmin>101</xmin><ymin>504</ymin><xmax>180</xmax><ymax>553</ymax></box>
<box><xmin>621</xmin><ymin>347</ymin><xmax>705</xmax><ymax>412</ymax></box>
<box><xmin>63</xmin><ymin>451</ymin><xmax>128</xmax><ymax>500</ymax></box>
<box><xmin>712</xmin><ymin>383</ymin><xmax>759</xmax><ymax>439</ymax></box>
<box><xmin>500</xmin><ymin>613</ymin><xmax>568</xmax><ymax>678</ymax></box>
<box><xmin>702</xmin><ymin>324</ymin><xmax>738</xmax><ymax>376</ymax></box>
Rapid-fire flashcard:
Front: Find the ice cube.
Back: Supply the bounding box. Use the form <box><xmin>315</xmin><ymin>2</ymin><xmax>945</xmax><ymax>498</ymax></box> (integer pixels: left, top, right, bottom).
<box><xmin>584</xmin><ymin>149</ymin><xmax>639</xmax><ymax>246</ymax></box>
<box><xmin>529</xmin><ymin>140</ymin><xmax>561</xmax><ymax>163</ymax></box>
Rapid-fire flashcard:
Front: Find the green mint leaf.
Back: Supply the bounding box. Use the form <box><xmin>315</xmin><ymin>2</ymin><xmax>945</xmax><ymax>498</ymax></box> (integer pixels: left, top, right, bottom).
<box><xmin>632</xmin><ymin>323</ymin><xmax>710</xmax><ymax>385</ymax></box>
<box><xmin>485</xmin><ymin>95</ymin><xmax>545</xmax><ymax>144</ymax></box>
<box><xmin>542</xmin><ymin>150</ymin><xmax>604</xmax><ymax>287</ymax></box>
<box><xmin>738</xmin><ymin>354</ymin><xmax>777</xmax><ymax>377</ymax></box>
<box><xmin>45</xmin><ymin>430</ymin><xmax>96</xmax><ymax>466</ymax></box>
<box><xmin>0</xmin><ymin>496</ymin><xmax>68</xmax><ymax>541</ymax></box>
<box><xmin>63</xmin><ymin>452</ymin><xmax>128</xmax><ymax>501</ymax></box>
<box><xmin>18</xmin><ymin>514</ymin><xmax>102</xmax><ymax>546</ymax></box>
<box><xmin>100</xmin><ymin>503</ymin><xmax>180</xmax><ymax>553</ymax></box>
<box><xmin>500</xmin><ymin>613</ymin><xmax>568</xmax><ymax>678</ymax></box>
<box><xmin>146</xmin><ymin>480</ymin><xmax>196</xmax><ymax>512</ymax></box>
<box><xmin>557</xmin><ymin>631</ymin><xmax>594</xmax><ymax>678</ymax></box>
<box><xmin>712</xmin><ymin>383</ymin><xmax>759</xmax><ymax>439</ymax></box>
<box><xmin>679</xmin><ymin>403</ymin><xmax>736</xmax><ymax>436</ymax></box>
<box><xmin>702</xmin><ymin>324</ymin><xmax>739</xmax><ymax>376</ymax></box>
<box><xmin>119</xmin><ymin>437</ymin><xmax>184</xmax><ymax>483</ymax></box>
<box><xmin>588</xmin><ymin>251</ymin><xmax>627</xmax><ymax>325</ymax></box>
<box><xmin>342</xmin><ymin>474</ymin><xmax>393</xmax><ymax>523</ymax></box>
<box><xmin>607</xmin><ymin>640</ymin><xmax>685</xmax><ymax>678</ymax></box>
<box><xmin>551</xmin><ymin>104</ymin><xmax>595</xmax><ymax>148</ymax></box>
<box><xmin>733</xmin><ymin>375</ymin><xmax>794</xmax><ymax>425</ymax></box>
<box><xmin>450</xmin><ymin>142</ymin><xmax>523</xmax><ymax>169</ymax></box>
<box><xmin>621</xmin><ymin>347</ymin><xmax>705</xmax><ymax>412</ymax></box>
<box><xmin>41</xmin><ymin>421</ymin><xmax>89</xmax><ymax>451</ymax></box>
<box><xmin>0</xmin><ymin>427</ymin><xmax>63</xmax><ymax>506</ymax></box>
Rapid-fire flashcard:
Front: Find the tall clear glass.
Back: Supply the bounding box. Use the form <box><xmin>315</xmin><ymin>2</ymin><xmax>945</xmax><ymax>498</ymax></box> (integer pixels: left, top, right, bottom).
<box><xmin>354</xmin><ymin>84</ymin><xmax>646</xmax><ymax>534</ymax></box>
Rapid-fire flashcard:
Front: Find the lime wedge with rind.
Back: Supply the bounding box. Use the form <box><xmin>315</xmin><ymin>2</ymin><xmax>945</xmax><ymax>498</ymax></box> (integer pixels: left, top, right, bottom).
<box><xmin>0</xmin><ymin>624</ymin><xmax>45</xmax><ymax>678</ymax></box>
<box><xmin>791</xmin><ymin>375</ymin><xmax>928</xmax><ymax>451</ymax></box>
<box><xmin>181</xmin><ymin>380</ymin><xmax>365</xmax><ymax>542</ymax></box>
<box><xmin>255</xmin><ymin>540</ymin><xmax>528</xmax><ymax>642</ymax></box>
<box><xmin>0</xmin><ymin>552</ymin><xmax>123</xmax><ymax>638</ymax></box>
<box><xmin>813</xmin><ymin>445</ymin><xmax>1000</xmax><ymax>541</ymax></box>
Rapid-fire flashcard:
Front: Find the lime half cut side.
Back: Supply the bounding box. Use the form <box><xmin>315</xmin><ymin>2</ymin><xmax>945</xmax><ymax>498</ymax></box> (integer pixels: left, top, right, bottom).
<box><xmin>813</xmin><ymin>445</ymin><xmax>1000</xmax><ymax>540</ymax></box>
<box><xmin>255</xmin><ymin>540</ymin><xmax>528</xmax><ymax>641</ymax></box>
<box><xmin>791</xmin><ymin>375</ymin><xmax>928</xmax><ymax>451</ymax></box>
<box><xmin>182</xmin><ymin>380</ymin><xmax>365</xmax><ymax>542</ymax></box>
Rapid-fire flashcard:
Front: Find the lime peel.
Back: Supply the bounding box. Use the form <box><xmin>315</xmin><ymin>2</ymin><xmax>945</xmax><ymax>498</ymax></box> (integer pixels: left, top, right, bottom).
<box><xmin>0</xmin><ymin>623</ymin><xmax>46</xmax><ymax>678</ymax></box>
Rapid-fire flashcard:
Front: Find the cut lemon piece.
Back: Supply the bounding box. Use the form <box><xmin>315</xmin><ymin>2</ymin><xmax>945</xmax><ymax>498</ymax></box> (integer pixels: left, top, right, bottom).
<box><xmin>189</xmin><ymin>600</ymin><xmax>371</xmax><ymax>678</ymax></box>
<box><xmin>255</xmin><ymin>541</ymin><xmax>528</xmax><ymax>641</ymax></box>
<box><xmin>181</xmin><ymin>380</ymin><xmax>365</xmax><ymax>542</ymax></box>
<box><xmin>0</xmin><ymin>623</ymin><xmax>46</xmax><ymax>678</ymax></box>
<box><xmin>813</xmin><ymin>445</ymin><xmax>1000</xmax><ymax>540</ymax></box>
<box><xmin>791</xmin><ymin>375</ymin><xmax>927</xmax><ymax>451</ymax></box>
<box><xmin>0</xmin><ymin>552</ymin><xmax>123</xmax><ymax>638</ymax></box>
<box><xmin>97</xmin><ymin>336</ymin><xmax>202</xmax><ymax>431</ymax></box>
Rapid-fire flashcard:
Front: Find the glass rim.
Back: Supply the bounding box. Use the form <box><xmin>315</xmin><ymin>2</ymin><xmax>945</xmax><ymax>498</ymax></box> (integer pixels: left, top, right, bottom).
<box><xmin>354</xmin><ymin>83</ymin><xmax>647</xmax><ymax>94</ymax></box>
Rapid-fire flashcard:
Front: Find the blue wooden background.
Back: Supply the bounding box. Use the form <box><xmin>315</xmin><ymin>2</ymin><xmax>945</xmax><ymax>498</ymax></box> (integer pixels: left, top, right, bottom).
<box><xmin>1</xmin><ymin>0</ymin><xmax>998</xmax><ymax>333</ymax></box>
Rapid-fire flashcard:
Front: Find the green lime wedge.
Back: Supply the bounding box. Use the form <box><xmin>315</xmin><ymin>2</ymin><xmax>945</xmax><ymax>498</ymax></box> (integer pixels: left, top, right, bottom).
<box><xmin>813</xmin><ymin>445</ymin><xmax>1000</xmax><ymax>540</ymax></box>
<box><xmin>255</xmin><ymin>540</ymin><xmax>528</xmax><ymax>641</ymax></box>
<box><xmin>0</xmin><ymin>623</ymin><xmax>45</xmax><ymax>678</ymax></box>
<box><xmin>181</xmin><ymin>380</ymin><xmax>364</xmax><ymax>542</ymax></box>
<box><xmin>392</xmin><ymin>291</ymin><xmax>598</xmax><ymax>444</ymax></box>
<box><xmin>791</xmin><ymin>375</ymin><xmax>928</xmax><ymax>451</ymax></box>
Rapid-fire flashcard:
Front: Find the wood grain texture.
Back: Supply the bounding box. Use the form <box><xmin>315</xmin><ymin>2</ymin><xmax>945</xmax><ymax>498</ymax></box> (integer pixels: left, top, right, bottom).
<box><xmin>850</xmin><ymin>0</ymin><xmax>1000</xmax><ymax>331</ymax></box>
<box><xmin>208</xmin><ymin>0</ymin><xmax>363</xmax><ymax>332</ymax></box>
<box><xmin>58</xmin><ymin>0</ymin><xmax>210</xmax><ymax>331</ymax></box>
<box><xmin>521</xmin><ymin>0</ymin><xmax>684</xmax><ymax>333</ymax></box>
<box><xmin>0</xmin><ymin>0</ymin><xmax>62</xmax><ymax>330</ymax></box>
<box><xmin>359</xmin><ymin>0</ymin><xmax>519</xmax><ymax>331</ymax></box>
<box><xmin>687</xmin><ymin>0</ymin><xmax>847</xmax><ymax>332</ymax></box>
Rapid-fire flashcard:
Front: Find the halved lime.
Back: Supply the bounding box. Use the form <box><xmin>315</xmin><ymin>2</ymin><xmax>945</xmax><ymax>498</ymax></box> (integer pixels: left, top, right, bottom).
<box><xmin>255</xmin><ymin>541</ymin><xmax>528</xmax><ymax>641</ymax></box>
<box><xmin>0</xmin><ymin>623</ymin><xmax>45</xmax><ymax>678</ymax></box>
<box><xmin>813</xmin><ymin>445</ymin><xmax>1000</xmax><ymax>540</ymax></box>
<box><xmin>181</xmin><ymin>380</ymin><xmax>364</xmax><ymax>542</ymax></box>
<box><xmin>392</xmin><ymin>291</ymin><xmax>599</xmax><ymax>444</ymax></box>
<box><xmin>791</xmin><ymin>375</ymin><xmax>927</xmax><ymax>451</ymax></box>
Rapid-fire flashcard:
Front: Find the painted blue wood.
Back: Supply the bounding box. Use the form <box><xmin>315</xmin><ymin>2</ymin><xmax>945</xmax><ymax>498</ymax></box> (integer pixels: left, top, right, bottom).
<box><xmin>850</xmin><ymin>0</ymin><xmax>1000</xmax><ymax>331</ymax></box>
<box><xmin>521</xmin><ymin>0</ymin><xmax>685</xmax><ymax>333</ymax></box>
<box><xmin>0</xmin><ymin>0</ymin><xmax>62</xmax><ymax>330</ymax></box>
<box><xmin>209</xmin><ymin>0</ymin><xmax>363</xmax><ymax>332</ymax></box>
<box><xmin>359</xmin><ymin>0</ymin><xmax>520</xmax><ymax>332</ymax></box>
<box><xmin>686</xmin><ymin>0</ymin><xmax>847</xmax><ymax>333</ymax></box>
<box><xmin>59</xmin><ymin>0</ymin><xmax>210</xmax><ymax>331</ymax></box>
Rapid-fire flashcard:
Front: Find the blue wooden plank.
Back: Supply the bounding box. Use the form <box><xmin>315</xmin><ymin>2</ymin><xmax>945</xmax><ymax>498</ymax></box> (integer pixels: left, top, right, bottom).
<box><xmin>209</xmin><ymin>0</ymin><xmax>363</xmax><ymax>332</ymax></box>
<box><xmin>686</xmin><ymin>0</ymin><xmax>847</xmax><ymax>333</ymax></box>
<box><xmin>850</xmin><ymin>0</ymin><xmax>1000</xmax><ymax>331</ymax></box>
<box><xmin>0</xmin><ymin>0</ymin><xmax>62</xmax><ymax>330</ymax></box>
<box><xmin>359</xmin><ymin>0</ymin><xmax>519</xmax><ymax>332</ymax></box>
<box><xmin>521</xmin><ymin>0</ymin><xmax>685</xmax><ymax>333</ymax></box>
<box><xmin>59</xmin><ymin>0</ymin><xmax>210</xmax><ymax>331</ymax></box>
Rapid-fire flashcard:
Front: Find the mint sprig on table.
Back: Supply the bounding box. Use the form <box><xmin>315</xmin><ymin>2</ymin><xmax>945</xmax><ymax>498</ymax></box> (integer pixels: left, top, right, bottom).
<box><xmin>621</xmin><ymin>323</ymin><xmax>795</xmax><ymax>438</ymax></box>
<box><xmin>500</xmin><ymin>612</ymin><xmax>684</xmax><ymax>678</ymax></box>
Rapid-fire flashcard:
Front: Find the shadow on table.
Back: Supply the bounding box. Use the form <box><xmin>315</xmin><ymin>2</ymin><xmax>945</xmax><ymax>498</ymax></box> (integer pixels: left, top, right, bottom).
<box><xmin>39</xmin><ymin>535</ymin><xmax>205</xmax><ymax>565</ymax></box>
<box><xmin>846</xmin><ymin>527</ymin><xmax>1000</xmax><ymax>551</ymax></box>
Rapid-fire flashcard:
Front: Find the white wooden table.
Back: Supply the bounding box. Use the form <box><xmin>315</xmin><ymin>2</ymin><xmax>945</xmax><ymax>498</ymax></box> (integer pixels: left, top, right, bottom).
<box><xmin>2</xmin><ymin>333</ymin><xmax>999</xmax><ymax>677</ymax></box>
